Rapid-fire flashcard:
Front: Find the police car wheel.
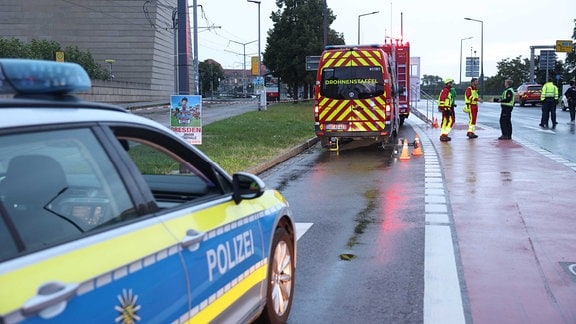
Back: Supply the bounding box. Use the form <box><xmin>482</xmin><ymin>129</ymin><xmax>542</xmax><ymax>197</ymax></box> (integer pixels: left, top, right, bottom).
<box><xmin>258</xmin><ymin>226</ymin><xmax>295</xmax><ymax>323</ymax></box>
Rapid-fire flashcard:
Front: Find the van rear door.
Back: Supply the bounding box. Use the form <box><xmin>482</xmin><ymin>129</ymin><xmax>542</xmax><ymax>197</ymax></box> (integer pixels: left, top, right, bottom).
<box><xmin>318</xmin><ymin>64</ymin><xmax>388</xmax><ymax>133</ymax></box>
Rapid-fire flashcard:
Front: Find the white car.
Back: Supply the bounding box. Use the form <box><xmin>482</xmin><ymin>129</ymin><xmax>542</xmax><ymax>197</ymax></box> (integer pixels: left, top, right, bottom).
<box><xmin>562</xmin><ymin>83</ymin><xmax>570</xmax><ymax>111</ymax></box>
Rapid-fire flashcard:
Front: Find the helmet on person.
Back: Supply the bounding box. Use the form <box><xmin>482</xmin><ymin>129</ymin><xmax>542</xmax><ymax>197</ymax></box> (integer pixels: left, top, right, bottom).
<box><xmin>443</xmin><ymin>78</ymin><xmax>454</xmax><ymax>85</ymax></box>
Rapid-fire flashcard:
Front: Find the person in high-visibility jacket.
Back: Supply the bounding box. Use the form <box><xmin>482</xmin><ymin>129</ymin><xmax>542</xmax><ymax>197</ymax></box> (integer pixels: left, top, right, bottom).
<box><xmin>464</xmin><ymin>77</ymin><xmax>483</xmax><ymax>138</ymax></box>
<box><xmin>499</xmin><ymin>79</ymin><xmax>515</xmax><ymax>140</ymax></box>
<box><xmin>540</xmin><ymin>78</ymin><xmax>559</xmax><ymax>129</ymax></box>
<box><xmin>438</xmin><ymin>78</ymin><xmax>455</xmax><ymax>142</ymax></box>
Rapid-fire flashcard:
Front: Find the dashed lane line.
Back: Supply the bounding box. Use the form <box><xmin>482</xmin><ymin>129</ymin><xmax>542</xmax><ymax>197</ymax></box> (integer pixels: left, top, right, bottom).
<box><xmin>296</xmin><ymin>222</ymin><xmax>313</xmax><ymax>241</ymax></box>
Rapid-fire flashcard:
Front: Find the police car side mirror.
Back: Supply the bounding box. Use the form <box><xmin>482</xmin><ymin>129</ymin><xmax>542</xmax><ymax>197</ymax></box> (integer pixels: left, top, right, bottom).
<box><xmin>232</xmin><ymin>172</ymin><xmax>266</xmax><ymax>204</ymax></box>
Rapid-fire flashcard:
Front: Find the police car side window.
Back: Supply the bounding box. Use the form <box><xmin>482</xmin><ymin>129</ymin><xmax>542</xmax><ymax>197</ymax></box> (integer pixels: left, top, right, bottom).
<box><xmin>117</xmin><ymin>136</ymin><xmax>220</xmax><ymax>209</ymax></box>
<box><xmin>0</xmin><ymin>208</ymin><xmax>19</xmax><ymax>261</ymax></box>
<box><xmin>0</xmin><ymin>128</ymin><xmax>137</xmax><ymax>259</ymax></box>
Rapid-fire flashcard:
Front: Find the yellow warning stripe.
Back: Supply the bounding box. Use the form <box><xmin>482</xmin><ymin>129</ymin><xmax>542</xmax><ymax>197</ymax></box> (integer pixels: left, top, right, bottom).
<box><xmin>182</xmin><ymin>261</ymin><xmax>268</xmax><ymax>323</ymax></box>
<box><xmin>319</xmin><ymin>101</ymin><xmax>387</xmax><ymax>125</ymax></box>
<box><xmin>323</xmin><ymin>50</ymin><xmax>384</xmax><ymax>68</ymax></box>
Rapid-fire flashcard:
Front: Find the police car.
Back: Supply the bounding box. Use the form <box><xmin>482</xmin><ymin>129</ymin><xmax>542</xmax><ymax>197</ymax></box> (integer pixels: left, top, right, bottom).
<box><xmin>0</xmin><ymin>59</ymin><xmax>296</xmax><ymax>323</ymax></box>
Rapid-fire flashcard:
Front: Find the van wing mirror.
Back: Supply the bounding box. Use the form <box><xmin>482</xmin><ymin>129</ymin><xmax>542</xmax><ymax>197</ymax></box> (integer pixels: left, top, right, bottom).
<box><xmin>232</xmin><ymin>172</ymin><xmax>266</xmax><ymax>204</ymax></box>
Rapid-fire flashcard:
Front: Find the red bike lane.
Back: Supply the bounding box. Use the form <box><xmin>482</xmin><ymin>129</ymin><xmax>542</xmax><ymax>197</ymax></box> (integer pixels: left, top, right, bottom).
<box><xmin>422</xmin><ymin>122</ymin><xmax>576</xmax><ymax>324</ymax></box>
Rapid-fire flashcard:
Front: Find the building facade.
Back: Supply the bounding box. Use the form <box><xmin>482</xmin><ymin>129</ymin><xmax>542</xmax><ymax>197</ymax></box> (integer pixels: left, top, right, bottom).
<box><xmin>1</xmin><ymin>0</ymin><xmax>187</xmax><ymax>100</ymax></box>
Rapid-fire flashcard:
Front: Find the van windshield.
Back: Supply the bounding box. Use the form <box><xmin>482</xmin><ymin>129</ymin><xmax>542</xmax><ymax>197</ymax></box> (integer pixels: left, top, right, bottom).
<box><xmin>320</xmin><ymin>66</ymin><xmax>385</xmax><ymax>99</ymax></box>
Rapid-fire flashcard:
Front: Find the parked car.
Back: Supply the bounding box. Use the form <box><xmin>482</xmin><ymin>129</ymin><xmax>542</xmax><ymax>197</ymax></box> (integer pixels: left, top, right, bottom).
<box><xmin>514</xmin><ymin>83</ymin><xmax>542</xmax><ymax>107</ymax></box>
<box><xmin>0</xmin><ymin>59</ymin><xmax>296</xmax><ymax>323</ymax></box>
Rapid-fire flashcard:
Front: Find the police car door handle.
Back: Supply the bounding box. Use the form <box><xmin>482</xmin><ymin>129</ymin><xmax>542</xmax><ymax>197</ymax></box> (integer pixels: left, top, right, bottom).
<box><xmin>181</xmin><ymin>229</ymin><xmax>205</xmax><ymax>251</ymax></box>
<box><xmin>22</xmin><ymin>281</ymin><xmax>79</xmax><ymax>318</ymax></box>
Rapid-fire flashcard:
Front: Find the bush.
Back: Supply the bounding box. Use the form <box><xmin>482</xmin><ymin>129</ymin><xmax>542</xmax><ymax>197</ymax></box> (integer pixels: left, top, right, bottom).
<box><xmin>0</xmin><ymin>37</ymin><xmax>109</xmax><ymax>80</ymax></box>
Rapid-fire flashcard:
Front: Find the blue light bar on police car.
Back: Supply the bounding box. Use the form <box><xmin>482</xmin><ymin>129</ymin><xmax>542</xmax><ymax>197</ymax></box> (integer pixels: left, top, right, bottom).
<box><xmin>0</xmin><ymin>59</ymin><xmax>91</xmax><ymax>96</ymax></box>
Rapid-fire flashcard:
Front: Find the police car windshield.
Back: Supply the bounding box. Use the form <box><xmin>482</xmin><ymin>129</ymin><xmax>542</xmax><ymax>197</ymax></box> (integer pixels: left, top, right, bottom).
<box><xmin>320</xmin><ymin>66</ymin><xmax>385</xmax><ymax>100</ymax></box>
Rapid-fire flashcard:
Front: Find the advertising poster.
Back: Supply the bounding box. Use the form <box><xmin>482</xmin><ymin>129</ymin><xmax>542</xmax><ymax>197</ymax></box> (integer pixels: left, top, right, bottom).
<box><xmin>169</xmin><ymin>95</ymin><xmax>202</xmax><ymax>144</ymax></box>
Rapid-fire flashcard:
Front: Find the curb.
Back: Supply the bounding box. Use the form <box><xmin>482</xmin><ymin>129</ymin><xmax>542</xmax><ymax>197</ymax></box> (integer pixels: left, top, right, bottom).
<box><xmin>244</xmin><ymin>107</ymin><xmax>429</xmax><ymax>175</ymax></box>
<box><xmin>245</xmin><ymin>137</ymin><xmax>320</xmax><ymax>175</ymax></box>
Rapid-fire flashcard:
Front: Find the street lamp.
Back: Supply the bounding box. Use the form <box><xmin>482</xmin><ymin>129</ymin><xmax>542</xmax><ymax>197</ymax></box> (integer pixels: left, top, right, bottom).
<box><xmin>358</xmin><ymin>11</ymin><xmax>379</xmax><ymax>44</ymax></box>
<box><xmin>464</xmin><ymin>17</ymin><xmax>484</xmax><ymax>98</ymax></box>
<box><xmin>247</xmin><ymin>0</ymin><xmax>266</xmax><ymax>111</ymax></box>
<box><xmin>459</xmin><ymin>36</ymin><xmax>473</xmax><ymax>84</ymax></box>
<box><xmin>104</xmin><ymin>59</ymin><xmax>115</xmax><ymax>80</ymax></box>
<box><xmin>229</xmin><ymin>40</ymin><xmax>257</xmax><ymax>97</ymax></box>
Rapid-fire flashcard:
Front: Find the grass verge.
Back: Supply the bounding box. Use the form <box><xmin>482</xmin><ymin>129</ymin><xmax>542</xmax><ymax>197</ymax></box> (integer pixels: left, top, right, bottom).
<box><xmin>199</xmin><ymin>101</ymin><xmax>315</xmax><ymax>174</ymax></box>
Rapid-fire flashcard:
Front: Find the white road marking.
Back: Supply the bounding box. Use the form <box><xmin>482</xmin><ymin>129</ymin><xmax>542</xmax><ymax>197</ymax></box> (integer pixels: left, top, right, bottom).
<box><xmin>569</xmin><ymin>263</ymin><xmax>576</xmax><ymax>276</ymax></box>
<box><xmin>412</xmin><ymin>122</ymin><xmax>466</xmax><ymax>324</ymax></box>
<box><xmin>295</xmin><ymin>222</ymin><xmax>313</xmax><ymax>241</ymax></box>
<box><xmin>294</xmin><ymin>119</ymin><xmax>468</xmax><ymax>323</ymax></box>
<box><xmin>424</xmin><ymin>225</ymin><xmax>465</xmax><ymax>324</ymax></box>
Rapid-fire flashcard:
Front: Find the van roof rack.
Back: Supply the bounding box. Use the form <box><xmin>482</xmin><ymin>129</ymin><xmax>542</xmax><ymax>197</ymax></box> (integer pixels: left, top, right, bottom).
<box><xmin>324</xmin><ymin>44</ymin><xmax>384</xmax><ymax>50</ymax></box>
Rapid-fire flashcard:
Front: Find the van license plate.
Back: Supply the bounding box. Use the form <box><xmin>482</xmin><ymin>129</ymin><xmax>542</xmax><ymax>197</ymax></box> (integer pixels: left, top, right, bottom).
<box><xmin>326</xmin><ymin>123</ymin><xmax>347</xmax><ymax>130</ymax></box>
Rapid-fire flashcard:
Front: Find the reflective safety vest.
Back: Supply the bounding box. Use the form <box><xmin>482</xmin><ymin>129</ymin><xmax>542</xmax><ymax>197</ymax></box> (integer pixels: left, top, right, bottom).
<box><xmin>540</xmin><ymin>82</ymin><xmax>558</xmax><ymax>100</ymax></box>
<box><xmin>438</xmin><ymin>86</ymin><xmax>453</xmax><ymax>109</ymax></box>
<box><xmin>465</xmin><ymin>86</ymin><xmax>479</xmax><ymax>105</ymax></box>
<box><xmin>501</xmin><ymin>87</ymin><xmax>514</xmax><ymax>107</ymax></box>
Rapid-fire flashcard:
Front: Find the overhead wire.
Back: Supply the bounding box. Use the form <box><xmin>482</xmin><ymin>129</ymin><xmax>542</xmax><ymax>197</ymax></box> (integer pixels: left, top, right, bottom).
<box><xmin>57</xmin><ymin>0</ymin><xmax>258</xmax><ymax>67</ymax></box>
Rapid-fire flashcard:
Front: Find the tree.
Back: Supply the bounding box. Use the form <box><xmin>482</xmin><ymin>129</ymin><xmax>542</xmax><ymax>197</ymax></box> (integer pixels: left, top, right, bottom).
<box><xmin>485</xmin><ymin>56</ymin><xmax>530</xmax><ymax>92</ymax></box>
<box><xmin>64</xmin><ymin>45</ymin><xmax>108</xmax><ymax>80</ymax></box>
<box><xmin>489</xmin><ymin>19</ymin><xmax>576</xmax><ymax>91</ymax></box>
<box><xmin>199</xmin><ymin>60</ymin><xmax>225</xmax><ymax>98</ymax></box>
<box><xmin>263</xmin><ymin>0</ymin><xmax>344</xmax><ymax>101</ymax></box>
<box><xmin>0</xmin><ymin>38</ymin><xmax>29</xmax><ymax>58</ymax></box>
<box><xmin>563</xmin><ymin>19</ymin><xmax>576</xmax><ymax>80</ymax></box>
<box><xmin>421</xmin><ymin>74</ymin><xmax>443</xmax><ymax>87</ymax></box>
<box><xmin>0</xmin><ymin>37</ymin><xmax>109</xmax><ymax>80</ymax></box>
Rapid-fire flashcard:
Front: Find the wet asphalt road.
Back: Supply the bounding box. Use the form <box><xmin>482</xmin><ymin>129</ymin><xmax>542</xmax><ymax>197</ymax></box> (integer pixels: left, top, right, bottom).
<box><xmin>258</xmin><ymin>127</ymin><xmax>429</xmax><ymax>323</ymax></box>
<box><xmin>136</xmin><ymin>102</ymin><xmax>431</xmax><ymax>322</ymax></box>
<box><xmin>135</xmin><ymin>100</ymin><xmax>576</xmax><ymax>323</ymax></box>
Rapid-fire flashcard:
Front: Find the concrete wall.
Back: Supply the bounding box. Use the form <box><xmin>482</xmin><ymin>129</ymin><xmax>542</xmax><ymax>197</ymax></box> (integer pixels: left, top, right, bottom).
<box><xmin>0</xmin><ymin>0</ymin><xmax>183</xmax><ymax>96</ymax></box>
<box><xmin>79</xmin><ymin>80</ymin><xmax>171</xmax><ymax>105</ymax></box>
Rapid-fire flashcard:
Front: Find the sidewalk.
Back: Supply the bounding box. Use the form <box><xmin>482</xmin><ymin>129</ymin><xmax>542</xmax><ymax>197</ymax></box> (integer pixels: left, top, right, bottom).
<box><xmin>417</xmin><ymin>119</ymin><xmax>576</xmax><ymax>323</ymax></box>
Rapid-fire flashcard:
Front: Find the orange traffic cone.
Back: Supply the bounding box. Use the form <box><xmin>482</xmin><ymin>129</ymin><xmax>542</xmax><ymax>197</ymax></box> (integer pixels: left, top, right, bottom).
<box><xmin>399</xmin><ymin>138</ymin><xmax>410</xmax><ymax>160</ymax></box>
<box><xmin>412</xmin><ymin>134</ymin><xmax>423</xmax><ymax>156</ymax></box>
<box><xmin>432</xmin><ymin>117</ymin><xmax>439</xmax><ymax>128</ymax></box>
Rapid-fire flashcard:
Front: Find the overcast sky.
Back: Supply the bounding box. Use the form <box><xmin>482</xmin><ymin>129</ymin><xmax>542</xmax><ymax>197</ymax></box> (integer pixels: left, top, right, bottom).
<box><xmin>195</xmin><ymin>0</ymin><xmax>574</xmax><ymax>83</ymax></box>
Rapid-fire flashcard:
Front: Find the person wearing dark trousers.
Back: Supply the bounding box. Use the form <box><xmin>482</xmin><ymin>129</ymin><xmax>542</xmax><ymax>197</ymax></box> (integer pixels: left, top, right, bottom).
<box><xmin>499</xmin><ymin>79</ymin><xmax>515</xmax><ymax>140</ymax></box>
<box><xmin>540</xmin><ymin>77</ymin><xmax>559</xmax><ymax>129</ymax></box>
<box><xmin>565</xmin><ymin>80</ymin><xmax>576</xmax><ymax>124</ymax></box>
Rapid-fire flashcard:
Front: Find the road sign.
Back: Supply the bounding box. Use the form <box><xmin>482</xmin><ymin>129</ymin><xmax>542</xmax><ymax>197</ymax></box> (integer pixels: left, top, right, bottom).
<box><xmin>55</xmin><ymin>51</ymin><xmax>65</xmax><ymax>62</ymax></box>
<box><xmin>465</xmin><ymin>57</ymin><xmax>479</xmax><ymax>77</ymax></box>
<box><xmin>251</xmin><ymin>56</ymin><xmax>259</xmax><ymax>76</ymax></box>
<box><xmin>556</xmin><ymin>40</ymin><xmax>573</xmax><ymax>53</ymax></box>
<box><xmin>306</xmin><ymin>56</ymin><xmax>321</xmax><ymax>71</ymax></box>
<box><xmin>539</xmin><ymin>50</ymin><xmax>556</xmax><ymax>70</ymax></box>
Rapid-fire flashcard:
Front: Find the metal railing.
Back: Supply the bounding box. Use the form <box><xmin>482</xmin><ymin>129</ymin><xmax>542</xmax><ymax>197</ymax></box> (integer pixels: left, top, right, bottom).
<box><xmin>409</xmin><ymin>85</ymin><xmax>438</xmax><ymax>125</ymax></box>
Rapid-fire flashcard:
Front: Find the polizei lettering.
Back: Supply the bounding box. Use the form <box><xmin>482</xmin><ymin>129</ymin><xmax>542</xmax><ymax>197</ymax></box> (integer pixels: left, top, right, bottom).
<box><xmin>206</xmin><ymin>229</ymin><xmax>255</xmax><ymax>282</ymax></box>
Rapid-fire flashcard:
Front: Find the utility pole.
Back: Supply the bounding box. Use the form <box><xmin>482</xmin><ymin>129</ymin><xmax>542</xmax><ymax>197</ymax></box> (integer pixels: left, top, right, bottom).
<box><xmin>247</xmin><ymin>0</ymin><xmax>265</xmax><ymax>110</ymax></box>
